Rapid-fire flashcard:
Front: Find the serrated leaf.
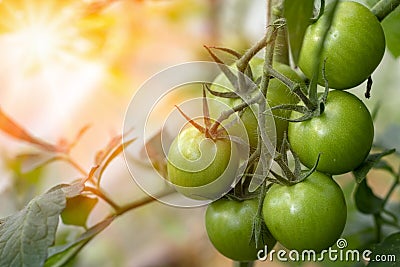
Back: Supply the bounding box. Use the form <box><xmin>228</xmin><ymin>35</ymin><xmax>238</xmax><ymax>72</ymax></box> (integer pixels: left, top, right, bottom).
<box><xmin>284</xmin><ymin>0</ymin><xmax>315</xmax><ymax>64</ymax></box>
<box><xmin>45</xmin><ymin>216</ymin><xmax>114</xmax><ymax>267</ymax></box>
<box><xmin>382</xmin><ymin>5</ymin><xmax>400</xmax><ymax>58</ymax></box>
<box><xmin>353</xmin><ymin>149</ymin><xmax>396</xmax><ymax>183</ymax></box>
<box><xmin>61</xmin><ymin>196</ymin><xmax>98</xmax><ymax>227</ymax></box>
<box><xmin>354</xmin><ymin>178</ymin><xmax>383</xmax><ymax>214</ymax></box>
<box><xmin>0</xmin><ymin>183</ymin><xmax>82</xmax><ymax>267</ymax></box>
<box><xmin>368</xmin><ymin>232</ymin><xmax>400</xmax><ymax>266</ymax></box>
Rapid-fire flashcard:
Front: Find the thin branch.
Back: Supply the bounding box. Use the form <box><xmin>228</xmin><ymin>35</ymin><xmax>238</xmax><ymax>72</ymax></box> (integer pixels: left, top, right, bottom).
<box><xmin>85</xmin><ymin>186</ymin><xmax>120</xmax><ymax>211</ymax></box>
<box><xmin>115</xmin><ymin>190</ymin><xmax>174</xmax><ymax>216</ymax></box>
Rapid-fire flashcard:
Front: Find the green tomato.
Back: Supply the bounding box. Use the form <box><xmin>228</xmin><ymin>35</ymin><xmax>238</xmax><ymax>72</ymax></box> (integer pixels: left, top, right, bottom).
<box><xmin>298</xmin><ymin>1</ymin><xmax>385</xmax><ymax>89</ymax></box>
<box><xmin>206</xmin><ymin>198</ymin><xmax>276</xmax><ymax>261</ymax></box>
<box><xmin>167</xmin><ymin>126</ymin><xmax>238</xmax><ymax>200</ymax></box>
<box><xmin>211</xmin><ymin>58</ymin><xmax>304</xmax><ymax>149</ymax></box>
<box><xmin>288</xmin><ymin>90</ymin><xmax>374</xmax><ymax>175</ymax></box>
<box><xmin>263</xmin><ymin>171</ymin><xmax>347</xmax><ymax>252</ymax></box>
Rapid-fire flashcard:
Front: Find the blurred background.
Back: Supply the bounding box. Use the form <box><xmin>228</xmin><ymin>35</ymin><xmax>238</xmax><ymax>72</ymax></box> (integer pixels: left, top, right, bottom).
<box><xmin>0</xmin><ymin>0</ymin><xmax>398</xmax><ymax>266</ymax></box>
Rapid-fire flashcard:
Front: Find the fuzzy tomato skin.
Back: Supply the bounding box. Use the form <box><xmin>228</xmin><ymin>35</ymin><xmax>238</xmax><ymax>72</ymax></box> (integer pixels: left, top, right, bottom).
<box><xmin>167</xmin><ymin>126</ymin><xmax>238</xmax><ymax>200</ymax></box>
<box><xmin>262</xmin><ymin>171</ymin><xmax>347</xmax><ymax>252</ymax></box>
<box><xmin>298</xmin><ymin>1</ymin><xmax>385</xmax><ymax>89</ymax></box>
<box><xmin>205</xmin><ymin>198</ymin><xmax>276</xmax><ymax>261</ymax></box>
<box><xmin>288</xmin><ymin>90</ymin><xmax>374</xmax><ymax>175</ymax></box>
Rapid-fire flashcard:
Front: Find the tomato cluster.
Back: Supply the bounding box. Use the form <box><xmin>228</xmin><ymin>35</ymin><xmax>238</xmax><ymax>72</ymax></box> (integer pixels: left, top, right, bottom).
<box><xmin>166</xmin><ymin>0</ymin><xmax>385</xmax><ymax>263</ymax></box>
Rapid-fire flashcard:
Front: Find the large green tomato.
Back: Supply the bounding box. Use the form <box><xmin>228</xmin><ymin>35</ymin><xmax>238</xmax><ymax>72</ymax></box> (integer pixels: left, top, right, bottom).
<box><xmin>206</xmin><ymin>198</ymin><xmax>276</xmax><ymax>261</ymax></box>
<box><xmin>167</xmin><ymin>126</ymin><xmax>238</xmax><ymax>200</ymax></box>
<box><xmin>288</xmin><ymin>90</ymin><xmax>374</xmax><ymax>175</ymax></box>
<box><xmin>263</xmin><ymin>171</ymin><xmax>347</xmax><ymax>252</ymax></box>
<box><xmin>211</xmin><ymin>58</ymin><xmax>304</xmax><ymax>149</ymax></box>
<box><xmin>298</xmin><ymin>1</ymin><xmax>385</xmax><ymax>89</ymax></box>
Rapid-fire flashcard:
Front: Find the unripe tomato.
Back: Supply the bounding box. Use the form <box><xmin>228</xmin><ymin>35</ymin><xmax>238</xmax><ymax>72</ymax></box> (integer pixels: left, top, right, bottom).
<box><xmin>298</xmin><ymin>1</ymin><xmax>385</xmax><ymax>89</ymax></box>
<box><xmin>167</xmin><ymin>126</ymin><xmax>238</xmax><ymax>200</ymax></box>
<box><xmin>211</xmin><ymin>58</ymin><xmax>304</xmax><ymax>149</ymax></box>
<box><xmin>288</xmin><ymin>90</ymin><xmax>374</xmax><ymax>175</ymax></box>
<box><xmin>263</xmin><ymin>171</ymin><xmax>347</xmax><ymax>252</ymax></box>
<box><xmin>206</xmin><ymin>198</ymin><xmax>276</xmax><ymax>261</ymax></box>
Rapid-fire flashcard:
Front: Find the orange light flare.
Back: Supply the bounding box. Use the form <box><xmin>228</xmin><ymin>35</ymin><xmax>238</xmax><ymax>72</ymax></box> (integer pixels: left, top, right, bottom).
<box><xmin>0</xmin><ymin>0</ymin><xmax>113</xmax><ymax>138</ymax></box>
<box><xmin>0</xmin><ymin>0</ymin><xmax>107</xmax><ymax>72</ymax></box>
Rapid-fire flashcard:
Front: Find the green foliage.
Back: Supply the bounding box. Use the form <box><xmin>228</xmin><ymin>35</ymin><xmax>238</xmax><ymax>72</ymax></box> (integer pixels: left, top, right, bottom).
<box><xmin>382</xmin><ymin>6</ymin><xmax>400</xmax><ymax>58</ymax></box>
<box><xmin>353</xmin><ymin>149</ymin><xmax>396</xmax><ymax>183</ymax></box>
<box><xmin>45</xmin><ymin>217</ymin><xmax>114</xmax><ymax>267</ymax></box>
<box><xmin>368</xmin><ymin>232</ymin><xmax>400</xmax><ymax>266</ymax></box>
<box><xmin>61</xmin><ymin>195</ymin><xmax>99</xmax><ymax>228</ymax></box>
<box><xmin>354</xmin><ymin>178</ymin><xmax>383</xmax><ymax>214</ymax></box>
<box><xmin>0</xmin><ymin>183</ymin><xmax>83</xmax><ymax>267</ymax></box>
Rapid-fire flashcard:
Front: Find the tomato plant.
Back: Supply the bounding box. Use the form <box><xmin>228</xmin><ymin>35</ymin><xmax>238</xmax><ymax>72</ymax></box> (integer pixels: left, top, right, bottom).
<box><xmin>1</xmin><ymin>1</ymin><xmax>400</xmax><ymax>267</ymax></box>
<box><xmin>211</xmin><ymin>58</ymin><xmax>304</xmax><ymax>149</ymax></box>
<box><xmin>205</xmin><ymin>197</ymin><xmax>276</xmax><ymax>261</ymax></box>
<box><xmin>288</xmin><ymin>90</ymin><xmax>374</xmax><ymax>175</ymax></box>
<box><xmin>298</xmin><ymin>1</ymin><xmax>386</xmax><ymax>89</ymax></box>
<box><xmin>167</xmin><ymin>125</ymin><xmax>238</xmax><ymax>200</ymax></box>
<box><xmin>263</xmin><ymin>171</ymin><xmax>347</xmax><ymax>252</ymax></box>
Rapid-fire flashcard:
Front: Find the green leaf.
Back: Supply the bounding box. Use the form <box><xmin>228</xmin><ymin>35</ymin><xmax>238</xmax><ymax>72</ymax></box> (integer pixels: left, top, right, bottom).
<box><xmin>382</xmin><ymin>5</ymin><xmax>400</xmax><ymax>58</ymax></box>
<box><xmin>373</xmin><ymin>159</ymin><xmax>395</xmax><ymax>173</ymax></box>
<box><xmin>354</xmin><ymin>178</ymin><xmax>383</xmax><ymax>214</ymax></box>
<box><xmin>353</xmin><ymin>149</ymin><xmax>396</xmax><ymax>183</ymax></box>
<box><xmin>45</xmin><ymin>216</ymin><xmax>114</xmax><ymax>267</ymax></box>
<box><xmin>368</xmin><ymin>232</ymin><xmax>400</xmax><ymax>266</ymax></box>
<box><xmin>61</xmin><ymin>196</ymin><xmax>99</xmax><ymax>227</ymax></box>
<box><xmin>0</xmin><ymin>183</ymin><xmax>83</xmax><ymax>267</ymax></box>
<box><xmin>284</xmin><ymin>0</ymin><xmax>315</xmax><ymax>64</ymax></box>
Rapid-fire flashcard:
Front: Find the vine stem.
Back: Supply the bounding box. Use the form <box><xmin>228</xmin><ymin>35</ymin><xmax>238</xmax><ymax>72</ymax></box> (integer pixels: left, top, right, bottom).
<box><xmin>382</xmin><ymin>164</ymin><xmax>400</xmax><ymax>207</ymax></box>
<box><xmin>234</xmin><ymin>261</ymin><xmax>255</xmax><ymax>267</ymax></box>
<box><xmin>372</xmin><ymin>0</ymin><xmax>400</xmax><ymax>21</ymax></box>
<box><xmin>114</xmin><ymin>189</ymin><xmax>174</xmax><ymax>216</ymax></box>
<box><xmin>85</xmin><ymin>186</ymin><xmax>120</xmax><ymax>211</ymax></box>
<box><xmin>374</xmin><ymin>214</ymin><xmax>382</xmax><ymax>243</ymax></box>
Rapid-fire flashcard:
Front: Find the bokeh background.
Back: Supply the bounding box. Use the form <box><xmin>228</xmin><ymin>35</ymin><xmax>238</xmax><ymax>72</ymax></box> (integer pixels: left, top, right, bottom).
<box><xmin>0</xmin><ymin>0</ymin><xmax>399</xmax><ymax>266</ymax></box>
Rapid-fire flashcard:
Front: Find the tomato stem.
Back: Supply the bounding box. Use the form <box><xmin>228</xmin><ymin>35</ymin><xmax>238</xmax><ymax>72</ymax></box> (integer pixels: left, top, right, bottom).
<box><xmin>114</xmin><ymin>189</ymin><xmax>174</xmax><ymax>216</ymax></box>
<box><xmin>210</xmin><ymin>92</ymin><xmax>263</xmax><ymax>134</ymax></box>
<box><xmin>365</xmin><ymin>77</ymin><xmax>373</xmax><ymax>99</ymax></box>
<box><xmin>236</xmin><ymin>35</ymin><xmax>268</xmax><ymax>73</ymax></box>
<box><xmin>382</xmin><ymin>164</ymin><xmax>400</xmax><ymax>208</ymax></box>
<box><xmin>371</xmin><ymin>0</ymin><xmax>400</xmax><ymax>21</ymax></box>
<box><xmin>234</xmin><ymin>261</ymin><xmax>255</xmax><ymax>267</ymax></box>
<box><xmin>84</xmin><ymin>186</ymin><xmax>120</xmax><ymax>211</ymax></box>
<box><xmin>267</xmin><ymin>67</ymin><xmax>316</xmax><ymax>111</ymax></box>
<box><xmin>374</xmin><ymin>214</ymin><xmax>382</xmax><ymax>242</ymax></box>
